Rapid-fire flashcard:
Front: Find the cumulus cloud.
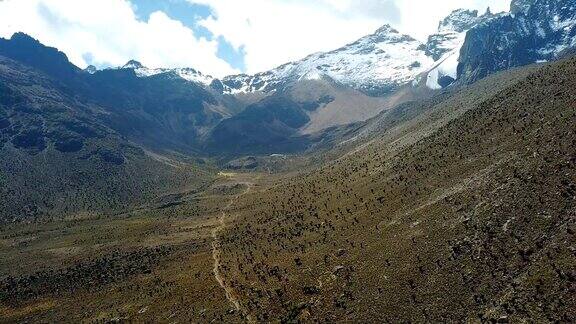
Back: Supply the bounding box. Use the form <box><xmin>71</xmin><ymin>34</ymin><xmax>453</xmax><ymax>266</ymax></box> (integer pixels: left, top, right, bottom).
<box><xmin>191</xmin><ymin>0</ymin><xmax>511</xmax><ymax>74</ymax></box>
<box><xmin>0</xmin><ymin>0</ymin><xmax>238</xmax><ymax>77</ymax></box>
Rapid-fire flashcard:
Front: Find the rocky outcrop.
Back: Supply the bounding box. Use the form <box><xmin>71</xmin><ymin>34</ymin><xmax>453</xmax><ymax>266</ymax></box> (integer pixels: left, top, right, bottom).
<box><xmin>458</xmin><ymin>0</ymin><xmax>576</xmax><ymax>84</ymax></box>
<box><xmin>425</xmin><ymin>9</ymin><xmax>482</xmax><ymax>61</ymax></box>
<box><xmin>423</xmin><ymin>8</ymin><xmax>496</xmax><ymax>89</ymax></box>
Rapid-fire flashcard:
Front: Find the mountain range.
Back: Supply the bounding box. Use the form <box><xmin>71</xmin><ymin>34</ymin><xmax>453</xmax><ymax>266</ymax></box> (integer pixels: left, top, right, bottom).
<box><xmin>0</xmin><ymin>0</ymin><xmax>574</xmax><ymax>222</ymax></box>
<box><xmin>80</xmin><ymin>0</ymin><xmax>576</xmax><ymax>96</ymax></box>
<box><xmin>81</xmin><ymin>0</ymin><xmax>576</xmax><ymax>144</ymax></box>
<box><xmin>0</xmin><ymin>0</ymin><xmax>575</xmax><ymax>322</ymax></box>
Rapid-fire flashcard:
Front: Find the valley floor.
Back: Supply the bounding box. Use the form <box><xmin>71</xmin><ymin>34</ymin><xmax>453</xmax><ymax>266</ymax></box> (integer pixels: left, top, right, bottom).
<box><xmin>0</xmin><ymin>171</ymin><xmax>271</xmax><ymax>322</ymax></box>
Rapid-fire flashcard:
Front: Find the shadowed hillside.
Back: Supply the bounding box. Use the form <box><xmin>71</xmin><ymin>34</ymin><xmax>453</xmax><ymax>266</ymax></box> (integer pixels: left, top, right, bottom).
<box><xmin>0</xmin><ymin>55</ymin><xmax>214</xmax><ymax>222</ymax></box>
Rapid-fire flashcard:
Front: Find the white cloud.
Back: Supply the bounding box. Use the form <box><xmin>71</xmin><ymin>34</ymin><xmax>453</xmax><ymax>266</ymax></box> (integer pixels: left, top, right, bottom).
<box><xmin>191</xmin><ymin>0</ymin><xmax>511</xmax><ymax>74</ymax></box>
<box><xmin>0</xmin><ymin>0</ymin><xmax>238</xmax><ymax>77</ymax></box>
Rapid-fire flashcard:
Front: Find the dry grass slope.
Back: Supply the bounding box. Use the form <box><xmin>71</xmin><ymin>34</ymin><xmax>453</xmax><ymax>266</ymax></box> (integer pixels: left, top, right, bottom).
<box><xmin>217</xmin><ymin>58</ymin><xmax>576</xmax><ymax>322</ymax></box>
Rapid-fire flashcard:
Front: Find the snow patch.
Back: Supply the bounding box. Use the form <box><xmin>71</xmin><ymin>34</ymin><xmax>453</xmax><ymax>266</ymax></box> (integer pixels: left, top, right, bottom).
<box><xmin>425</xmin><ymin>32</ymin><xmax>466</xmax><ymax>89</ymax></box>
<box><xmin>426</xmin><ymin>49</ymin><xmax>460</xmax><ymax>89</ymax></box>
<box><xmin>299</xmin><ymin>70</ymin><xmax>324</xmax><ymax>81</ymax></box>
<box><xmin>118</xmin><ymin>61</ymin><xmax>215</xmax><ymax>87</ymax></box>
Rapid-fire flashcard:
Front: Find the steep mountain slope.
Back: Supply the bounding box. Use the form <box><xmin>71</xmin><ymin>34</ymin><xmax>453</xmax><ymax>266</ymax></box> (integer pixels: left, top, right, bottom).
<box><xmin>216</xmin><ymin>57</ymin><xmax>576</xmax><ymax>322</ymax></box>
<box><xmin>291</xmin><ymin>78</ymin><xmax>413</xmax><ymax>135</ymax></box>
<box><xmin>458</xmin><ymin>0</ymin><xmax>576</xmax><ymax>84</ymax></box>
<box><xmin>84</xmin><ymin>68</ymin><xmax>227</xmax><ymax>152</ymax></box>
<box><xmin>0</xmin><ymin>55</ymin><xmax>214</xmax><ymax>222</ymax></box>
<box><xmin>205</xmin><ymin>94</ymin><xmax>315</xmax><ymax>155</ymax></box>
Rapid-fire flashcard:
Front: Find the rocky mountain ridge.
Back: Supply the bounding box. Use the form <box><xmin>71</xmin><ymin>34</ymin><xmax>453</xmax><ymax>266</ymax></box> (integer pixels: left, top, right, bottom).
<box><xmin>458</xmin><ymin>0</ymin><xmax>576</xmax><ymax>83</ymax></box>
<box><xmin>423</xmin><ymin>8</ymin><xmax>497</xmax><ymax>89</ymax></box>
<box><xmin>119</xmin><ymin>60</ymin><xmax>216</xmax><ymax>87</ymax></box>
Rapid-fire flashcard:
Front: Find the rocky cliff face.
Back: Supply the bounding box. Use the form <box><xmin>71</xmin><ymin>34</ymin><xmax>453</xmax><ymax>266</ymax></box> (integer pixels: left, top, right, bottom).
<box><xmin>423</xmin><ymin>9</ymin><xmax>495</xmax><ymax>89</ymax></box>
<box><xmin>458</xmin><ymin>0</ymin><xmax>576</xmax><ymax>84</ymax></box>
<box><xmin>425</xmin><ymin>9</ymin><xmax>483</xmax><ymax>61</ymax></box>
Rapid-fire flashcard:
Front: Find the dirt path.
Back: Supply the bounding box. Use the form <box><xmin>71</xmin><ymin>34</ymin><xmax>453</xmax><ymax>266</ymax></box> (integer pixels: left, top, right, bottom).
<box><xmin>211</xmin><ymin>180</ymin><xmax>255</xmax><ymax>321</ymax></box>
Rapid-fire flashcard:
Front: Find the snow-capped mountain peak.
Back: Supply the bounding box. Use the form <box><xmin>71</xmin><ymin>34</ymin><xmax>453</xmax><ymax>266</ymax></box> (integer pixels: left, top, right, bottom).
<box><xmin>119</xmin><ymin>60</ymin><xmax>215</xmax><ymax>86</ymax></box>
<box><xmin>372</xmin><ymin>24</ymin><xmax>402</xmax><ymax>37</ymax></box>
<box><xmin>437</xmin><ymin>9</ymin><xmax>480</xmax><ymax>33</ymax></box>
<box><xmin>122</xmin><ymin>60</ymin><xmax>144</xmax><ymax>69</ymax></box>
<box><xmin>424</xmin><ymin>8</ymin><xmax>498</xmax><ymax>89</ymax></box>
<box><xmin>222</xmin><ymin>24</ymin><xmax>434</xmax><ymax>96</ymax></box>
